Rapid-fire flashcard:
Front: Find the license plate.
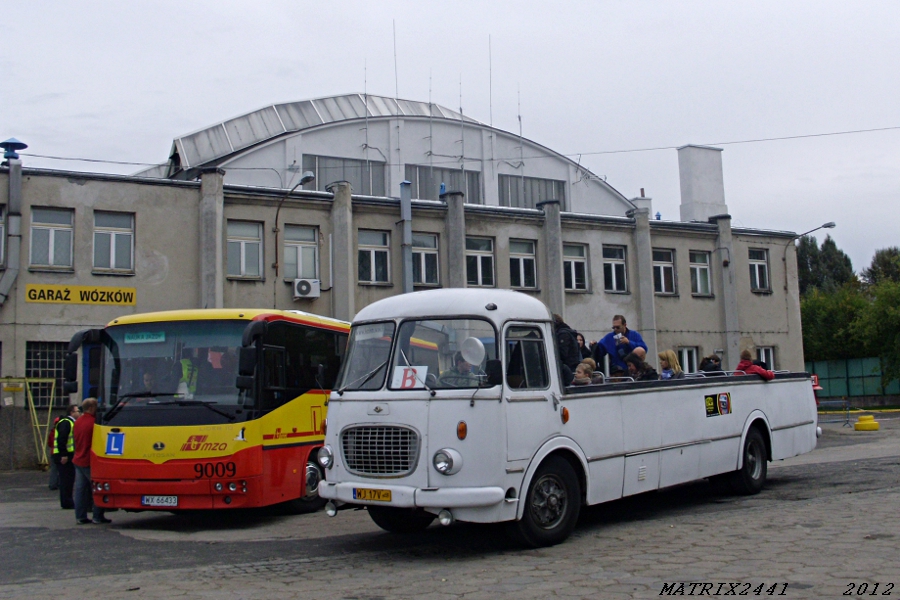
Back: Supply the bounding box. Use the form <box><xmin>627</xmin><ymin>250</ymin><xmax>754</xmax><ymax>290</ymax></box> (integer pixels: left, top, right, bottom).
<box><xmin>353</xmin><ymin>488</ymin><xmax>392</xmax><ymax>502</ymax></box>
<box><xmin>141</xmin><ymin>495</ymin><xmax>178</xmax><ymax>507</ymax></box>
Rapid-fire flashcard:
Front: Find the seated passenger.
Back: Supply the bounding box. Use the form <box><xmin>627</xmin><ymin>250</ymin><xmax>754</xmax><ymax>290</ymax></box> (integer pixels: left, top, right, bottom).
<box><xmin>658</xmin><ymin>350</ymin><xmax>685</xmax><ymax>380</ymax></box>
<box><xmin>440</xmin><ymin>352</ymin><xmax>482</xmax><ymax>385</ymax></box>
<box><xmin>699</xmin><ymin>355</ymin><xmax>724</xmax><ymax>376</ymax></box>
<box><xmin>624</xmin><ymin>352</ymin><xmax>659</xmax><ymax>382</ymax></box>
<box><xmin>734</xmin><ymin>350</ymin><xmax>775</xmax><ymax>381</ymax></box>
<box><xmin>571</xmin><ymin>363</ymin><xmax>593</xmax><ymax>386</ymax></box>
<box><xmin>579</xmin><ymin>357</ymin><xmax>605</xmax><ymax>384</ymax></box>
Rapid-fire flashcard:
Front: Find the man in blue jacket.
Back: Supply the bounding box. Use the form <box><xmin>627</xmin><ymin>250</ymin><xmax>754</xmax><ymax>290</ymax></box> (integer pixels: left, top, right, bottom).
<box><xmin>592</xmin><ymin>315</ymin><xmax>648</xmax><ymax>374</ymax></box>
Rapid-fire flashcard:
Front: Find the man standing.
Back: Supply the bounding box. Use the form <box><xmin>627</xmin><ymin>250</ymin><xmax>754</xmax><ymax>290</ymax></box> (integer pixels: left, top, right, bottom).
<box><xmin>73</xmin><ymin>398</ymin><xmax>110</xmax><ymax>524</ymax></box>
<box><xmin>53</xmin><ymin>404</ymin><xmax>81</xmax><ymax>509</ymax></box>
<box><xmin>592</xmin><ymin>315</ymin><xmax>648</xmax><ymax>374</ymax></box>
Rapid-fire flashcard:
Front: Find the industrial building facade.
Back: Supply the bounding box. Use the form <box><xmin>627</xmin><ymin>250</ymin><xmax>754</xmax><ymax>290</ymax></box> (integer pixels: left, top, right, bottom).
<box><xmin>0</xmin><ymin>94</ymin><xmax>803</xmax><ymax>421</ymax></box>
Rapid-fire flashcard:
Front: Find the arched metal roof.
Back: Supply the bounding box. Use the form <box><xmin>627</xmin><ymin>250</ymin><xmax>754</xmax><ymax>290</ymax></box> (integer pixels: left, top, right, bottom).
<box><xmin>167</xmin><ymin>93</ymin><xmax>482</xmax><ymax>175</ymax></box>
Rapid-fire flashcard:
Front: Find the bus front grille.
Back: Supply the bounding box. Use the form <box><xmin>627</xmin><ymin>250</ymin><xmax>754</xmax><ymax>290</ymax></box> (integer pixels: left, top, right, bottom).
<box><xmin>341</xmin><ymin>426</ymin><xmax>419</xmax><ymax>477</ymax></box>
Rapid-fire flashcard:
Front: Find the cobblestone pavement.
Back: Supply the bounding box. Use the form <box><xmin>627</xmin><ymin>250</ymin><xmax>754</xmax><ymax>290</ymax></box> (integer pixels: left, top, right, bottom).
<box><xmin>2</xmin><ymin>415</ymin><xmax>899</xmax><ymax>600</ymax></box>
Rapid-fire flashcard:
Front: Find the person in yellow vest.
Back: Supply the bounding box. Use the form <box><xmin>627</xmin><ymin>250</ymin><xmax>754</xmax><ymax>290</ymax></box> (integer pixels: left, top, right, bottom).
<box><xmin>177</xmin><ymin>357</ymin><xmax>199</xmax><ymax>397</ymax></box>
<box><xmin>53</xmin><ymin>404</ymin><xmax>81</xmax><ymax>509</ymax></box>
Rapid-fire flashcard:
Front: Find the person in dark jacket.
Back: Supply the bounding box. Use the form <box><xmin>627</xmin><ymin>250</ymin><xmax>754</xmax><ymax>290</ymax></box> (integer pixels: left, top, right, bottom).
<box><xmin>576</xmin><ymin>333</ymin><xmax>592</xmax><ymax>360</ymax></box>
<box><xmin>53</xmin><ymin>404</ymin><xmax>81</xmax><ymax>509</ymax></box>
<box><xmin>735</xmin><ymin>350</ymin><xmax>774</xmax><ymax>381</ymax></box>
<box><xmin>553</xmin><ymin>314</ymin><xmax>581</xmax><ymax>384</ymax></box>
<box><xmin>592</xmin><ymin>315</ymin><xmax>648</xmax><ymax>373</ymax></box>
<box><xmin>624</xmin><ymin>352</ymin><xmax>659</xmax><ymax>381</ymax></box>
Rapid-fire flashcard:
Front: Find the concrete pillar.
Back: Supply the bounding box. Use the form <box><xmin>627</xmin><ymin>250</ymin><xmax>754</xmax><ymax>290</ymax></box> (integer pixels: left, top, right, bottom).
<box><xmin>631</xmin><ymin>208</ymin><xmax>657</xmax><ymax>359</ymax></box>
<box><xmin>0</xmin><ymin>158</ymin><xmax>22</xmax><ymax>308</ymax></box>
<box><xmin>329</xmin><ymin>181</ymin><xmax>355</xmax><ymax>321</ymax></box>
<box><xmin>710</xmin><ymin>214</ymin><xmax>740</xmax><ymax>369</ymax></box>
<box><xmin>199</xmin><ymin>167</ymin><xmax>225</xmax><ymax>309</ymax></box>
<box><xmin>537</xmin><ymin>200</ymin><xmax>565</xmax><ymax>318</ymax></box>
<box><xmin>678</xmin><ymin>145</ymin><xmax>728</xmax><ymax>222</ymax></box>
<box><xmin>442</xmin><ymin>191</ymin><xmax>466</xmax><ymax>288</ymax></box>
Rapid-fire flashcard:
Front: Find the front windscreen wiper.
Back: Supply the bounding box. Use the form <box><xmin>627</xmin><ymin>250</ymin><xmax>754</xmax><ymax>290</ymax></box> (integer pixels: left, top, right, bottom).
<box><xmin>338</xmin><ymin>359</ymin><xmax>388</xmax><ymax>395</ymax></box>
<box><xmin>148</xmin><ymin>399</ymin><xmax>236</xmax><ymax>421</ymax></box>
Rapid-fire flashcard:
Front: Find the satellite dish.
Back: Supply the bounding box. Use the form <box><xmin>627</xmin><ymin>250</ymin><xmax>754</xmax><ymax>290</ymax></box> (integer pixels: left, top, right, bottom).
<box><xmin>460</xmin><ymin>337</ymin><xmax>485</xmax><ymax>367</ymax></box>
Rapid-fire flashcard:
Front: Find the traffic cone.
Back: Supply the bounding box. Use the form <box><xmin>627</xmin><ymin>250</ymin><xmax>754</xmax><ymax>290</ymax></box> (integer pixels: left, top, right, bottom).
<box><xmin>854</xmin><ymin>414</ymin><xmax>880</xmax><ymax>431</ymax></box>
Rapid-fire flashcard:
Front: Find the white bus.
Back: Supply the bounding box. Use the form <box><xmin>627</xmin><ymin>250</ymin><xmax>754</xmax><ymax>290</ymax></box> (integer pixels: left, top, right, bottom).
<box><xmin>318</xmin><ymin>289</ymin><xmax>819</xmax><ymax>546</ymax></box>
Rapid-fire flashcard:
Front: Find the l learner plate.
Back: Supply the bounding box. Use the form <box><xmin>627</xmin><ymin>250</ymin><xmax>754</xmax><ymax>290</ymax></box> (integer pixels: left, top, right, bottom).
<box><xmin>353</xmin><ymin>488</ymin><xmax>391</xmax><ymax>502</ymax></box>
<box><xmin>141</xmin><ymin>495</ymin><xmax>178</xmax><ymax>507</ymax></box>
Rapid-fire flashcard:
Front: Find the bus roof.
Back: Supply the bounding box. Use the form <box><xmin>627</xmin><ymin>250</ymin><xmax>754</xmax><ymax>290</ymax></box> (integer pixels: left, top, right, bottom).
<box><xmin>107</xmin><ymin>309</ymin><xmax>349</xmax><ymax>332</ymax></box>
<box><xmin>353</xmin><ymin>289</ymin><xmax>552</xmax><ymax>326</ymax></box>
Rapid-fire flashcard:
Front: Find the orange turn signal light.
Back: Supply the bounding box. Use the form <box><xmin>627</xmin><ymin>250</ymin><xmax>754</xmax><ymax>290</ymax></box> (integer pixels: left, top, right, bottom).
<box><xmin>457</xmin><ymin>421</ymin><xmax>468</xmax><ymax>440</ymax></box>
<box><xmin>561</xmin><ymin>407</ymin><xmax>570</xmax><ymax>424</ymax></box>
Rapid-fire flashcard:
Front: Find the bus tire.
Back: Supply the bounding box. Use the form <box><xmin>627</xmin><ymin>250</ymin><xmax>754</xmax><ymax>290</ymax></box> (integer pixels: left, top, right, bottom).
<box><xmin>508</xmin><ymin>455</ymin><xmax>581</xmax><ymax>547</ymax></box>
<box><xmin>367</xmin><ymin>506</ymin><xmax>435</xmax><ymax>533</ymax></box>
<box><xmin>729</xmin><ymin>428</ymin><xmax>767</xmax><ymax>495</ymax></box>
<box><xmin>284</xmin><ymin>460</ymin><xmax>327</xmax><ymax>514</ymax></box>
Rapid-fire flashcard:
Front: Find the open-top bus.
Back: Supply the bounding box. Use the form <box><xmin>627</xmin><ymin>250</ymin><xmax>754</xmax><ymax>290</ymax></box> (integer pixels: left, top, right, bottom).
<box><xmin>63</xmin><ymin>308</ymin><xmax>349</xmax><ymax>512</ymax></box>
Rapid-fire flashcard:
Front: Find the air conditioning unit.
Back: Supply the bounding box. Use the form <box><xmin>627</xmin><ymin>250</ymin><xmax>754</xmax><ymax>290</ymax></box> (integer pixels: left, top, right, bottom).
<box><xmin>292</xmin><ymin>278</ymin><xmax>321</xmax><ymax>300</ymax></box>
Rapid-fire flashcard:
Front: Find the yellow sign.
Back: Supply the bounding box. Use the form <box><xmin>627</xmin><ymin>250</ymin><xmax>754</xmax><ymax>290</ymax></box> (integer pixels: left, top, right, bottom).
<box><xmin>3</xmin><ymin>386</ymin><xmax>23</xmax><ymax>392</ymax></box>
<box><xmin>26</xmin><ymin>284</ymin><xmax>136</xmax><ymax>306</ymax></box>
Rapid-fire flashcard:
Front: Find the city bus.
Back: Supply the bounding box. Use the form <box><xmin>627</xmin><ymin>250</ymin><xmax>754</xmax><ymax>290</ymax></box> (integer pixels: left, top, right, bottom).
<box><xmin>63</xmin><ymin>308</ymin><xmax>349</xmax><ymax>512</ymax></box>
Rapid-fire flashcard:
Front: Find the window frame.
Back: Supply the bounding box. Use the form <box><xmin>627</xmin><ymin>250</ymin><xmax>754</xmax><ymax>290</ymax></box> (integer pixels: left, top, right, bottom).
<box><xmin>358</xmin><ymin>229</ymin><xmax>391</xmax><ymax>285</ymax></box>
<box><xmin>29</xmin><ymin>207</ymin><xmax>74</xmax><ymax>269</ymax></box>
<box><xmin>92</xmin><ymin>211</ymin><xmax>135</xmax><ymax>273</ymax></box>
<box><xmin>678</xmin><ymin>347</ymin><xmax>699</xmax><ymax>374</ymax></box>
<box><xmin>498</xmin><ymin>174</ymin><xmax>567</xmax><ymax>211</ymax></box>
<box><xmin>509</xmin><ymin>239</ymin><xmax>537</xmax><ymax>290</ymax></box>
<box><xmin>405</xmin><ymin>164</ymin><xmax>482</xmax><ymax>204</ymax></box>
<box><xmin>749</xmin><ymin>248</ymin><xmax>770</xmax><ymax>292</ymax></box>
<box><xmin>283</xmin><ymin>224</ymin><xmax>319</xmax><ymax>281</ymax></box>
<box><xmin>302</xmin><ymin>154</ymin><xmax>386</xmax><ymax>196</ymax></box>
<box><xmin>756</xmin><ymin>346</ymin><xmax>776</xmax><ymax>370</ymax></box>
<box><xmin>652</xmin><ymin>248</ymin><xmax>677</xmax><ymax>295</ymax></box>
<box><xmin>411</xmin><ymin>232</ymin><xmax>440</xmax><ymax>286</ymax></box>
<box><xmin>602</xmin><ymin>245</ymin><xmax>628</xmax><ymax>293</ymax></box>
<box><xmin>689</xmin><ymin>250</ymin><xmax>712</xmax><ymax>296</ymax></box>
<box><xmin>504</xmin><ymin>325</ymin><xmax>551</xmax><ymax>391</ymax></box>
<box><xmin>226</xmin><ymin>220</ymin><xmax>264</xmax><ymax>280</ymax></box>
<box><xmin>465</xmin><ymin>237</ymin><xmax>495</xmax><ymax>288</ymax></box>
<box><xmin>563</xmin><ymin>243</ymin><xmax>589</xmax><ymax>292</ymax></box>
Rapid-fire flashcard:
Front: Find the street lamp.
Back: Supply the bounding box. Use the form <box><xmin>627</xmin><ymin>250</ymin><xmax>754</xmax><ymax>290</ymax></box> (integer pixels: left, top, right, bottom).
<box><xmin>783</xmin><ymin>221</ymin><xmax>836</xmax><ymax>291</ymax></box>
<box><xmin>272</xmin><ymin>171</ymin><xmax>315</xmax><ymax>307</ymax></box>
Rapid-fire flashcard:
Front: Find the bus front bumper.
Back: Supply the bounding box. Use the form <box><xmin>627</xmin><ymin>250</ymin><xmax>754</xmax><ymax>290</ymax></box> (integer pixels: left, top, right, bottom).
<box><xmin>320</xmin><ymin>481</ymin><xmax>505</xmax><ymax>508</ymax></box>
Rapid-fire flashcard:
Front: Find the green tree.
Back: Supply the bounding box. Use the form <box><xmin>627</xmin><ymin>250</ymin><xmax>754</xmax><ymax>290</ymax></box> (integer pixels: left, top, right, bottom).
<box><xmin>796</xmin><ymin>235</ymin><xmax>820</xmax><ymax>296</ymax></box>
<box><xmin>795</xmin><ymin>235</ymin><xmax>854</xmax><ymax>296</ymax></box>
<box><xmin>861</xmin><ymin>247</ymin><xmax>900</xmax><ymax>286</ymax></box>
<box><xmin>854</xmin><ymin>280</ymin><xmax>900</xmax><ymax>385</ymax></box>
<box><xmin>801</xmin><ymin>284</ymin><xmax>869</xmax><ymax>361</ymax></box>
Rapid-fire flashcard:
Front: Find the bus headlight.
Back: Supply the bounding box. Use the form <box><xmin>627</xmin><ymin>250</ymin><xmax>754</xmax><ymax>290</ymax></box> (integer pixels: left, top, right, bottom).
<box><xmin>318</xmin><ymin>445</ymin><xmax>334</xmax><ymax>469</ymax></box>
<box><xmin>433</xmin><ymin>448</ymin><xmax>463</xmax><ymax>475</ymax></box>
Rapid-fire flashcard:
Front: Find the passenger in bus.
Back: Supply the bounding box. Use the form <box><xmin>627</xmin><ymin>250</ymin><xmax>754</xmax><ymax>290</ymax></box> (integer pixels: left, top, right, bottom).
<box><xmin>699</xmin><ymin>355</ymin><xmax>724</xmax><ymax>376</ymax></box>
<box><xmin>142</xmin><ymin>371</ymin><xmax>155</xmax><ymax>392</ymax></box>
<box><xmin>624</xmin><ymin>352</ymin><xmax>659</xmax><ymax>382</ymax></box>
<box><xmin>576</xmin><ymin>333</ymin><xmax>592</xmax><ymax>360</ymax></box>
<box><xmin>592</xmin><ymin>315</ymin><xmax>648</xmax><ymax>373</ymax></box>
<box><xmin>579</xmin><ymin>357</ymin><xmax>605</xmax><ymax>384</ymax></box>
<box><xmin>658</xmin><ymin>350</ymin><xmax>685</xmax><ymax>380</ymax></box>
<box><xmin>734</xmin><ymin>350</ymin><xmax>775</xmax><ymax>381</ymax></box>
<box><xmin>571</xmin><ymin>363</ymin><xmax>593</xmax><ymax>386</ymax></box>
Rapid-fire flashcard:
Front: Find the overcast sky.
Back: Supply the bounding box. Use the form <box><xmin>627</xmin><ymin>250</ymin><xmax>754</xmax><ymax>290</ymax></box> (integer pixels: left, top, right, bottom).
<box><xmin>2</xmin><ymin>1</ymin><xmax>897</xmax><ymax>271</ymax></box>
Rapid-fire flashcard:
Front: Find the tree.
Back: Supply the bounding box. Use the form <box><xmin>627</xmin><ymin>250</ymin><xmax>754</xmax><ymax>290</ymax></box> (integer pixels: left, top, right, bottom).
<box><xmin>795</xmin><ymin>235</ymin><xmax>854</xmax><ymax>296</ymax></box>
<box><xmin>854</xmin><ymin>280</ymin><xmax>900</xmax><ymax>386</ymax></box>
<box><xmin>861</xmin><ymin>247</ymin><xmax>900</xmax><ymax>286</ymax></box>
<box><xmin>801</xmin><ymin>284</ymin><xmax>870</xmax><ymax>361</ymax></box>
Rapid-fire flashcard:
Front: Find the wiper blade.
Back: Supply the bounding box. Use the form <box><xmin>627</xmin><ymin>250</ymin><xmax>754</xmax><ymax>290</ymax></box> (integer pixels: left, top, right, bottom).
<box><xmin>149</xmin><ymin>399</ymin><xmax>236</xmax><ymax>421</ymax></box>
<box><xmin>117</xmin><ymin>392</ymin><xmax>180</xmax><ymax>400</ymax></box>
<box><xmin>399</xmin><ymin>349</ymin><xmax>435</xmax><ymax>397</ymax></box>
<box><xmin>338</xmin><ymin>360</ymin><xmax>388</xmax><ymax>395</ymax></box>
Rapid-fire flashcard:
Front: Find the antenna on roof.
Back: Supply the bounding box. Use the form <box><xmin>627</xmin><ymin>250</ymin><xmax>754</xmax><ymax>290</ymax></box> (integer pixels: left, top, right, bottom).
<box><xmin>393</xmin><ymin>20</ymin><xmax>399</xmax><ymax>101</ymax></box>
<box><xmin>460</xmin><ymin>74</ymin><xmax>465</xmax><ymax>196</ymax></box>
<box><xmin>364</xmin><ymin>60</ymin><xmax>370</xmax><ymax>180</ymax></box>
<box><xmin>518</xmin><ymin>85</ymin><xmax>525</xmax><ymax>202</ymax></box>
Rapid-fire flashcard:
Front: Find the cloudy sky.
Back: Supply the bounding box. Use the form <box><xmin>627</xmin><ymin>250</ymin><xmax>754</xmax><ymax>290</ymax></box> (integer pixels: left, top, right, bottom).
<box><xmin>2</xmin><ymin>1</ymin><xmax>897</xmax><ymax>270</ymax></box>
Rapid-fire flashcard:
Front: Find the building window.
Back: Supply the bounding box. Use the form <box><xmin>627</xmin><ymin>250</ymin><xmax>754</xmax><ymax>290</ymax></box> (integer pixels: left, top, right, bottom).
<box><xmin>678</xmin><ymin>347</ymin><xmax>699</xmax><ymax>373</ymax></box>
<box><xmin>498</xmin><ymin>175</ymin><xmax>566</xmax><ymax>210</ymax></box>
<box><xmin>749</xmin><ymin>249</ymin><xmax>770</xmax><ymax>291</ymax></box>
<box><xmin>227</xmin><ymin>221</ymin><xmax>263</xmax><ymax>278</ymax></box>
<box><xmin>412</xmin><ymin>233</ymin><xmax>439</xmax><ymax>285</ymax></box>
<box><xmin>602</xmin><ymin>245</ymin><xmax>627</xmax><ymax>292</ymax></box>
<box><xmin>93</xmin><ymin>211</ymin><xmax>134</xmax><ymax>272</ymax></box>
<box><xmin>358</xmin><ymin>230</ymin><xmax>390</xmax><ymax>284</ymax></box>
<box><xmin>302</xmin><ymin>155</ymin><xmax>385</xmax><ymax>196</ymax></box>
<box><xmin>25</xmin><ymin>341</ymin><xmax>68</xmax><ymax>407</ymax></box>
<box><xmin>30</xmin><ymin>207</ymin><xmax>73</xmax><ymax>268</ymax></box>
<box><xmin>465</xmin><ymin>237</ymin><xmax>494</xmax><ymax>287</ymax></box>
<box><xmin>757</xmin><ymin>347</ymin><xmax>775</xmax><ymax>370</ymax></box>
<box><xmin>563</xmin><ymin>244</ymin><xmax>588</xmax><ymax>291</ymax></box>
<box><xmin>510</xmin><ymin>240</ymin><xmax>537</xmax><ymax>289</ymax></box>
<box><xmin>284</xmin><ymin>225</ymin><xmax>318</xmax><ymax>280</ymax></box>
<box><xmin>653</xmin><ymin>249</ymin><xmax>676</xmax><ymax>294</ymax></box>
<box><xmin>689</xmin><ymin>251</ymin><xmax>711</xmax><ymax>295</ymax></box>
<box><xmin>405</xmin><ymin>165</ymin><xmax>481</xmax><ymax>204</ymax></box>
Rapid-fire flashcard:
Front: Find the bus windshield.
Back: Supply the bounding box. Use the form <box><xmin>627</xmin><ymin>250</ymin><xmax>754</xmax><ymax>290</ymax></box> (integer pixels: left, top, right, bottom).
<box><xmin>100</xmin><ymin>320</ymin><xmax>249</xmax><ymax>426</ymax></box>
<box><xmin>337</xmin><ymin>322</ymin><xmax>396</xmax><ymax>392</ymax></box>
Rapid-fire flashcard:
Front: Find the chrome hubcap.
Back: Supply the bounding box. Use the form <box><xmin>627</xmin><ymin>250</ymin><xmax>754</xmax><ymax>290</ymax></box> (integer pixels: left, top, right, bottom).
<box><xmin>530</xmin><ymin>474</ymin><xmax>567</xmax><ymax>529</ymax></box>
<box><xmin>304</xmin><ymin>462</ymin><xmax>322</xmax><ymax>498</ymax></box>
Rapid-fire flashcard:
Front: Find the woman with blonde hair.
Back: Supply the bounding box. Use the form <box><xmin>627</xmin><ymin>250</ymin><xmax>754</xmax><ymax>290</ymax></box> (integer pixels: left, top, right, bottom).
<box><xmin>658</xmin><ymin>350</ymin><xmax>685</xmax><ymax>380</ymax></box>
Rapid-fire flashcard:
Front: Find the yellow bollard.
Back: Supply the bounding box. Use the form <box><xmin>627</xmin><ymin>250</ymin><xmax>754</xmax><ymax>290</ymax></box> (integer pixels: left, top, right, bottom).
<box><xmin>854</xmin><ymin>414</ymin><xmax>880</xmax><ymax>431</ymax></box>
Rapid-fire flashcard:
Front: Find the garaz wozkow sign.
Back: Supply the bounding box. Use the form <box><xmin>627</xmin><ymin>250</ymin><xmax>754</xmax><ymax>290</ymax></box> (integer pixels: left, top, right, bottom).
<box><xmin>26</xmin><ymin>284</ymin><xmax>136</xmax><ymax>306</ymax></box>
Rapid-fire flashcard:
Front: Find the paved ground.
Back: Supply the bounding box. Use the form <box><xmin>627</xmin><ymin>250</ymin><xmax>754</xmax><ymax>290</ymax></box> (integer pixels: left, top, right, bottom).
<box><xmin>1</xmin><ymin>413</ymin><xmax>899</xmax><ymax>599</ymax></box>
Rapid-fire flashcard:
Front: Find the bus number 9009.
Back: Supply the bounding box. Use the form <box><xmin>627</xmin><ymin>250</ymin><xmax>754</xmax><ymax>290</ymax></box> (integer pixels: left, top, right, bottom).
<box><xmin>194</xmin><ymin>462</ymin><xmax>236</xmax><ymax>478</ymax></box>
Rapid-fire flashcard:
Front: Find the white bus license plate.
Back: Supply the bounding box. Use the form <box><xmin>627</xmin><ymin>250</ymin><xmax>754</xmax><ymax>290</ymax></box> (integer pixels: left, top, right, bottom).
<box><xmin>141</xmin><ymin>495</ymin><xmax>178</xmax><ymax>507</ymax></box>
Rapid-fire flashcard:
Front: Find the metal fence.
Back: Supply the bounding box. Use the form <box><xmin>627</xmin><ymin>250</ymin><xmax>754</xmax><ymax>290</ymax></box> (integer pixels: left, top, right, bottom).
<box><xmin>805</xmin><ymin>357</ymin><xmax>900</xmax><ymax>398</ymax></box>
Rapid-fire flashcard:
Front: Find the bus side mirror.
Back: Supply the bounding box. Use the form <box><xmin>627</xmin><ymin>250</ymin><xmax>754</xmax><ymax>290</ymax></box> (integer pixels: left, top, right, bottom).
<box><xmin>238</xmin><ymin>347</ymin><xmax>257</xmax><ymax>377</ymax></box>
<box><xmin>485</xmin><ymin>359</ymin><xmax>503</xmax><ymax>387</ymax></box>
<box><xmin>64</xmin><ymin>353</ymin><xmax>78</xmax><ymax>385</ymax></box>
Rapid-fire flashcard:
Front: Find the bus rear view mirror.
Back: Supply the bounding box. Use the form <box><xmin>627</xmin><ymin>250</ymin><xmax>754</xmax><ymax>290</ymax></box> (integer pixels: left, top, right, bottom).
<box><xmin>64</xmin><ymin>353</ymin><xmax>78</xmax><ymax>385</ymax></box>
<box><xmin>235</xmin><ymin>375</ymin><xmax>254</xmax><ymax>390</ymax></box>
<box><xmin>238</xmin><ymin>347</ymin><xmax>257</xmax><ymax>377</ymax></box>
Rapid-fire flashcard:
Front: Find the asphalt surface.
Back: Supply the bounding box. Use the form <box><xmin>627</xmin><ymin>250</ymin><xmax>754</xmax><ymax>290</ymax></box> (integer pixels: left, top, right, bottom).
<box><xmin>1</xmin><ymin>412</ymin><xmax>899</xmax><ymax>599</ymax></box>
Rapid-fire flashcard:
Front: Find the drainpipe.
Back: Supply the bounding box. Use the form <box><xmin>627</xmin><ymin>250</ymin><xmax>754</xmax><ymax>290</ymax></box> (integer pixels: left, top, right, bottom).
<box><xmin>0</xmin><ymin>157</ymin><xmax>23</xmax><ymax>307</ymax></box>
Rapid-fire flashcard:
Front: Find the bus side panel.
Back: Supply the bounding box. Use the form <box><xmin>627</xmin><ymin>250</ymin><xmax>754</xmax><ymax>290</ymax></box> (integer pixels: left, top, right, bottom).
<box><xmin>260</xmin><ymin>444</ymin><xmax>316</xmax><ymax>505</ymax></box>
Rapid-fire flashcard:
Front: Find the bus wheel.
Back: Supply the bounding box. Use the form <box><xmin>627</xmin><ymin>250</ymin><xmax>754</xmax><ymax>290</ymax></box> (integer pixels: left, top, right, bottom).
<box><xmin>368</xmin><ymin>506</ymin><xmax>435</xmax><ymax>533</ymax></box>
<box><xmin>729</xmin><ymin>428</ymin><xmax>767</xmax><ymax>495</ymax></box>
<box><xmin>284</xmin><ymin>460</ymin><xmax>327</xmax><ymax>514</ymax></box>
<box><xmin>508</xmin><ymin>456</ymin><xmax>581</xmax><ymax>547</ymax></box>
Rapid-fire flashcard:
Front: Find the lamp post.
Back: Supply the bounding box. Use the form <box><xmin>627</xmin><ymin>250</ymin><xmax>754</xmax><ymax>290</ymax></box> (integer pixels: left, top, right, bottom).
<box><xmin>272</xmin><ymin>171</ymin><xmax>315</xmax><ymax>307</ymax></box>
<box><xmin>783</xmin><ymin>221</ymin><xmax>836</xmax><ymax>291</ymax></box>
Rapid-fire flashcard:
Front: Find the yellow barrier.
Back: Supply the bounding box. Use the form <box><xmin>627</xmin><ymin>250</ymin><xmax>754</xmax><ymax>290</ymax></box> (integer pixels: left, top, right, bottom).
<box><xmin>2</xmin><ymin>377</ymin><xmax>59</xmax><ymax>468</ymax></box>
